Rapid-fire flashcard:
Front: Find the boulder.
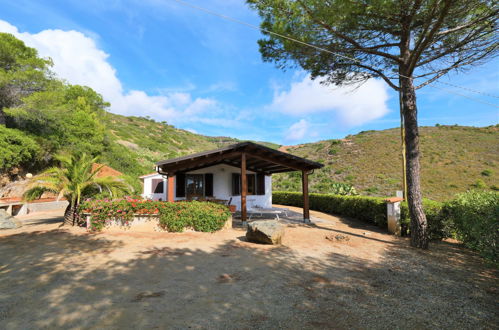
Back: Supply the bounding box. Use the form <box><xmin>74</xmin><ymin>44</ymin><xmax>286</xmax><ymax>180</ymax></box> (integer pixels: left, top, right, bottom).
<box><xmin>246</xmin><ymin>220</ymin><xmax>284</xmax><ymax>244</ymax></box>
<box><xmin>0</xmin><ymin>209</ymin><xmax>21</xmax><ymax>229</ymax></box>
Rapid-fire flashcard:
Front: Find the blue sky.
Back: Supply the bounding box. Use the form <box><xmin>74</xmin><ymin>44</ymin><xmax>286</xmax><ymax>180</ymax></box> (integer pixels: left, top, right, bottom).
<box><xmin>1</xmin><ymin>0</ymin><xmax>498</xmax><ymax>145</ymax></box>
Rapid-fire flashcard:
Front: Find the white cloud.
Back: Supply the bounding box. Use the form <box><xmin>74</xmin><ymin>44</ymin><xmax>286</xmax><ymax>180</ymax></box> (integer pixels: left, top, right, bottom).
<box><xmin>269</xmin><ymin>74</ymin><xmax>390</xmax><ymax>126</ymax></box>
<box><xmin>285</xmin><ymin>119</ymin><xmax>311</xmax><ymax>141</ymax></box>
<box><xmin>0</xmin><ymin>20</ymin><xmax>225</xmax><ymax>126</ymax></box>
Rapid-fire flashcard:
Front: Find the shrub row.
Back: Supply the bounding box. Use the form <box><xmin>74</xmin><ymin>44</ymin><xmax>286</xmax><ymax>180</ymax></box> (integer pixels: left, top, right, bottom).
<box><xmin>272</xmin><ymin>191</ymin><xmax>387</xmax><ymax>226</ymax></box>
<box><xmin>400</xmin><ymin>199</ymin><xmax>453</xmax><ymax>240</ymax></box>
<box><xmin>274</xmin><ymin>190</ymin><xmax>498</xmax><ymax>264</ymax></box>
<box><xmin>79</xmin><ymin>197</ymin><xmax>231</xmax><ymax>232</ymax></box>
<box><xmin>446</xmin><ymin>190</ymin><xmax>498</xmax><ymax>264</ymax></box>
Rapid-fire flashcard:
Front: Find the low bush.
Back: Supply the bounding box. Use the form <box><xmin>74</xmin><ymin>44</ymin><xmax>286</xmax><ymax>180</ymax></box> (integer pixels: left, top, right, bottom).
<box><xmin>400</xmin><ymin>199</ymin><xmax>454</xmax><ymax>240</ymax></box>
<box><xmin>273</xmin><ymin>191</ymin><xmax>386</xmax><ymax>226</ymax></box>
<box><xmin>446</xmin><ymin>190</ymin><xmax>498</xmax><ymax>264</ymax></box>
<box><xmin>79</xmin><ymin>198</ymin><xmax>230</xmax><ymax>232</ymax></box>
<box><xmin>158</xmin><ymin>201</ymin><xmax>231</xmax><ymax>233</ymax></box>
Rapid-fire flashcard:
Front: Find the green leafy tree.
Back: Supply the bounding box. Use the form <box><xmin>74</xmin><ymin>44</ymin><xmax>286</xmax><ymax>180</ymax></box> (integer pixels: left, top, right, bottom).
<box><xmin>24</xmin><ymin>153</ymin><xmax>132</xmax><ymax>226</ymax></box>
<box><xmin>248</xmin><ymin>0</ymin><xmax>498</xmax><ymax>248</ymax></box>
<box><xmin>6</xmin><ymin>84</ymin><xmax>108</xmax><ymax>156</ymax></box>
<box><xmin>0</xmin><ymin>33</ymin><xmax>52</xmax><ymax>125</ymax></box>
<box><xmin>0</xmin><ymin>125</ymin><xmax>39</xmax><ymax>171</ymax></box>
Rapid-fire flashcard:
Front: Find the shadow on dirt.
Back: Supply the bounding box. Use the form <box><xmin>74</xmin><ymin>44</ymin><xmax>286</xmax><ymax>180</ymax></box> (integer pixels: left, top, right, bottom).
<box><xmin>0</xmin><ymin>226</ymin><xmax>497</xmax><ymax>329</ymax></box>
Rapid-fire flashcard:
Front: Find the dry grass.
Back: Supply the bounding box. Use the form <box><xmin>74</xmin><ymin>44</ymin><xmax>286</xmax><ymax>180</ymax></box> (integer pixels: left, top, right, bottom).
<box><xmin>275</xmin><ymin>125</ymin><xmax>499</xmax><ymax>200</ymax></box>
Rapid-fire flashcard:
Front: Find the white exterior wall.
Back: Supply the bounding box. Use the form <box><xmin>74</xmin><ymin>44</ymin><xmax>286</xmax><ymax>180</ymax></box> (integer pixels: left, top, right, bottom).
<box><xmin>141</xmin><ymin>174</ymin><xmax>167</xmax><ymax>201</ymax></box>
<box><xmin>141</xmin><ymin>164</ymin><xmax>272</xmax><ymax>210</ymax></box>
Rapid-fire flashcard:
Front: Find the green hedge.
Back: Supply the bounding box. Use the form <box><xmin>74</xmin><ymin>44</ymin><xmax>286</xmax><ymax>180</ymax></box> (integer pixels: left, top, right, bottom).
<box><xmin>446</xmin><ymin>190</ymin><xmax>498</xmax><ymax>264</ymax></box>
<box><xmin>274</xmin><ymin>190</ymin><xmax>498</xmax><ymax>264</ymax></box>
<box><xmin>274</xmin><ymin>191</ymin><xmax>449</xmax><ymax>240</ymax></box>
<box><xmin>79</xmin><ymin>197</ymin><xmax>230</xmax><ymax>232</ymax></box>
<box><xmin>400</xmin><ymin>199</ymin><xmax>454</xmax><ymax>240</ymax></box>
<box><xmin>272</xmin><ymin>191</ymin><xmax>387</xmax><ymax>226</ymax></box>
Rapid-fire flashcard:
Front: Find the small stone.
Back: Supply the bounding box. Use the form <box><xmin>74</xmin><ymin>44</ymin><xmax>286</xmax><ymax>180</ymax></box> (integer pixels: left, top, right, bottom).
<box><xmin>246</xmin><ymin>220</ymin><xmax>284</xmax><ymax>244</ymax></box>
<box><xmin>0</xmin><ymin>210</ymin><xmax>21</xmax><ymax>229</ymax></box>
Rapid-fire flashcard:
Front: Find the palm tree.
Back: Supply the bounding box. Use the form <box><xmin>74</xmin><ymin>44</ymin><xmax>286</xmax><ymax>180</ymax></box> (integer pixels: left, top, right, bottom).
<box><xmin>24</xmin><ymin>153</ymin><xmax>132</xmax><ymax>226</ymax></box>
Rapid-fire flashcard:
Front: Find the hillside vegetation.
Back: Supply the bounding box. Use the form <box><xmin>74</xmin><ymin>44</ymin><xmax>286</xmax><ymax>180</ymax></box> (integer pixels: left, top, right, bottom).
<box><xmin>1</xmin><ymin>33</ymin><xmax>497</xmax><ymax>201</ymax></box>
<box><xmin>274</xmin><ymin>125</ymin><xmax>499</xmax><ymax>201</ymax></box>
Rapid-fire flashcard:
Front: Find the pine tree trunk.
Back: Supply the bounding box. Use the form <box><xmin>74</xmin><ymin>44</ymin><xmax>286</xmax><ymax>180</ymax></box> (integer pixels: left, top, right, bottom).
<box><xmin>400</xmin><ymin>76</ymin><xmax>429</xmax><ymax>249</ymax></box>
<box><xmin>63</xmin><ymin>203</ymin><xmax>78</xmax><ymax>226</ymax></box>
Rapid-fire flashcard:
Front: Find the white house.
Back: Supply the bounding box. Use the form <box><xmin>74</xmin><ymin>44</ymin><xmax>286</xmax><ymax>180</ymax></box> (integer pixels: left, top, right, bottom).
<box><xmin>141</xmin><ymin>164</ymin><xmax>272</xmax><ymax>210</ymax></box>
<box><xmin>140</xmin><ymin>172</ymin><xmax>167</xmax><ymax>201</ymax></box>
<box><xmin>142</xmin><ymin>142</ymin><xmax>323</xmax><ymax>222</ymax></box>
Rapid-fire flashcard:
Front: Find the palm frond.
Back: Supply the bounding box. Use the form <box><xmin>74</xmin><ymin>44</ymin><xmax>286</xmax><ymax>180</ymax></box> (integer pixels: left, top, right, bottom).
<box><xmin>23</xmin><ymin>186</ymin><xmax>58</xmax><ymax>201</ymax></box>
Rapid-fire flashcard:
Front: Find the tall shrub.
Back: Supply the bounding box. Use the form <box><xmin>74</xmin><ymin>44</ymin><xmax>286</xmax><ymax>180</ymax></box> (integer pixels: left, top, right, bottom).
<box><xmin>446</xmin><ymin>190</ymin><xmax>498</xmax><ymax>263</ymax></box>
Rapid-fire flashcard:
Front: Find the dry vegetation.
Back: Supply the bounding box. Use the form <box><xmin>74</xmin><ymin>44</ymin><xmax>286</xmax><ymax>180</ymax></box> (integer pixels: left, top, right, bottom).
<box><xmin>275</xmin><ymin>125</ymin><xmax>499</xmax><ymax>201</ymax></box>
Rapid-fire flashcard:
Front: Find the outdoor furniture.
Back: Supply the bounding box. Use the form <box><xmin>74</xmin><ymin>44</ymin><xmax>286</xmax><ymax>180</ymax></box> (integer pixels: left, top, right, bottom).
<box><xmin>247</xmin><ymin>208</ymin><xmax>288</xmax><ymax>221</ymax></box>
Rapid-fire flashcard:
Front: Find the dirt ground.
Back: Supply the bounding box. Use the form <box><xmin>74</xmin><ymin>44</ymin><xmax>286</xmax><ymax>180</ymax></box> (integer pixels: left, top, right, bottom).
<box><xmin>0</xmin><ymin>206</ymin><xmax>497</xmax><ymax>329</ymax></box>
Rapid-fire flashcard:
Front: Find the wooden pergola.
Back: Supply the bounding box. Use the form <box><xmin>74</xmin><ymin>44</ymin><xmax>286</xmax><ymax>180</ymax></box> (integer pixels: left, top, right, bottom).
<box><xmin>156</xmin><ymin>142</ymin><xmax>323</xmax><ymax>223</ymax></box>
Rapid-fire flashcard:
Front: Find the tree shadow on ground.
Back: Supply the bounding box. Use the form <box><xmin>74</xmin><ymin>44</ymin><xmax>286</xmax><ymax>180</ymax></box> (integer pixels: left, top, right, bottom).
<box><xmin>0</xmin><ymin>226</ymin><xmax>497</xmax><ymax>329</ymax></box>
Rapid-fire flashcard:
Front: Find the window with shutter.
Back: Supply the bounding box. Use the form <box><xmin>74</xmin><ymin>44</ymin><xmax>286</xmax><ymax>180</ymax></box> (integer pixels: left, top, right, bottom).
<box><xmin>176</xmin><ymin>173</ymin><xmax>186</xmax><ymax>197</ymax></box>
<box><xmin>256</xmin><ymin>174</ymin><xmax>265</xmax><ymax>195</ymax></box>
<box><xmin>204</xmin><ymin>173</ymin><xmax>213</xmax><ymax>197</ymax></box>
<box><xmin>232</xmin><ymin>173</ymin><xmax>241</xmax><ymax>196</ymax></box>
<box><xmin>247</xmin><ymin>174</ymin><xmax>256</xmax><ymax>195</ymax></box>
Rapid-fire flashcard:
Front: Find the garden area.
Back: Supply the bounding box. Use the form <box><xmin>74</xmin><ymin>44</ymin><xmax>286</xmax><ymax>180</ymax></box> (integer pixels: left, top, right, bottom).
<box><xmin>274</xmin><ymin>190</ymin><xmax>498</xmax><ymax>265</ymax></box>
<box><xmin>79</xmin><ymin>197</ymin><xmax>231</xmax><ymax>232</ymax></box>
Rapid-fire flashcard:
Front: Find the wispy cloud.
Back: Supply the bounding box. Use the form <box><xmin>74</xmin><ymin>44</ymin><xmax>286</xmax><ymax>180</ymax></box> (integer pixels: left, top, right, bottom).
<box><xmin>284</xmin><ymin>119</ymin><xmax>319</xmax><ymax>142</ymax></box>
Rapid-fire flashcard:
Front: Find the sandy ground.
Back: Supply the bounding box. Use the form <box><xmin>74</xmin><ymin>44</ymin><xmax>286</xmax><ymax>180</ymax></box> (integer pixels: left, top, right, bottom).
<box><xmin>0</xmin><ymin>206</ymin><xmax>497</xmax><ymax>329</ymax></box>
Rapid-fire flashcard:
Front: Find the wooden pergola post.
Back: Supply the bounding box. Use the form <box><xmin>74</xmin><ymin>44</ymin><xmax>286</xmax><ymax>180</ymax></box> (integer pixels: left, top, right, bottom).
<box><xmin>167</xmin><ymin>175</ymin><xmax>175</xmax><ymax>202</ymax></box>
<box><xmin>302</xmin><ymin>170</ymin><xmax>310</xmax><ymax>223</ymax></box>
<box><xmin>241</xmin><ymin>153</ymin><xmax>247</xmax><ymax>224</ymax></box>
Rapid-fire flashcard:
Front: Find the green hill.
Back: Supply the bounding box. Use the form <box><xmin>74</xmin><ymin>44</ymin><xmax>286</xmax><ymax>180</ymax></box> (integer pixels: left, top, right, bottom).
<box><xmin>2</xmin><ymin>32</ymin><xmax>496</xmax><ymax>201</ymax></box>
<box><xmin>98</xmin><ymin>112</ymin><xmax>278</xmax><ymax>181</ymax></box>
<box><xmin>274</xmin><ymin>125</ymin><xmax>499</xmax><ymax>201</ymax></box>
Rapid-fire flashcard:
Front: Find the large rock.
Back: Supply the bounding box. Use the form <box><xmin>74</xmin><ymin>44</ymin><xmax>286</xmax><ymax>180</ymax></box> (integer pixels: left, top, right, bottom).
<box><xmin>0</xmin><ymin>209</ymin><xmax>22</xmax><ymax>229</ymax></box>
<box><xmin>246</xmin><ymin>220</ymin><xmax>284</xmax><ymax>244</ymax></box>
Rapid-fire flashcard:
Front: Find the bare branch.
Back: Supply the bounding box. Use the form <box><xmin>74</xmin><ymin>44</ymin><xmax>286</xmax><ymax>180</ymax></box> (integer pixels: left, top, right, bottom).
<box><xmin>353</xmin><ymin>63</ymin><xmax>400</xmax><ymax>90</ymax></box>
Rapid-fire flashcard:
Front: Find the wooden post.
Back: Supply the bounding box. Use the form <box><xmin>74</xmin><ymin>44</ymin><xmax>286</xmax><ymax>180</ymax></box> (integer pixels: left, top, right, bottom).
<box><xmin>241</xmin><ymin>153</ymin><xmax>247</xmax><ymax>224</ymax></box>
<box><xmin>167</xmin><ymin>176</ymin><xmax>175</xmax><ymax>202</ymax></box>
<box><xmin>302</xmin><ymin>170</ymin><xmax>310</xmax><ymax>223</ymax></box>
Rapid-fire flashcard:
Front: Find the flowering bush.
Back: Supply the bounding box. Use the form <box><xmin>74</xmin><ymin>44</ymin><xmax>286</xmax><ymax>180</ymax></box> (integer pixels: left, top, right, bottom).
<box><xmin>79</xmin><ymin>197</ymin><xmax>230</xmax><ymax>232</ymax></box>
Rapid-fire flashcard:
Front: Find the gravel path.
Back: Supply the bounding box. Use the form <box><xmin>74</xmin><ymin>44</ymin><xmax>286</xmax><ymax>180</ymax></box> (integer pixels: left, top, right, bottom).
<box><xmin>0</xmin><ymin>208</ymin><xmax>497</xmax><ymax>329</ymax></box>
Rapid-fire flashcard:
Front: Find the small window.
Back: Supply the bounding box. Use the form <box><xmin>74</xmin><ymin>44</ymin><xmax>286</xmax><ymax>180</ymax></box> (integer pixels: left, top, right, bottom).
<box><xmin>152</xmin><ymin>179</ymin><xmax>164</xmax><ymax>194</ymax></box>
